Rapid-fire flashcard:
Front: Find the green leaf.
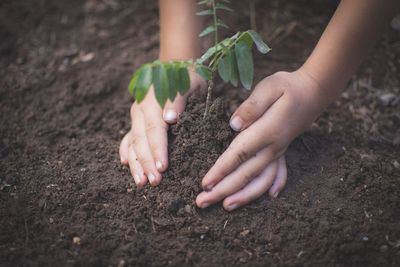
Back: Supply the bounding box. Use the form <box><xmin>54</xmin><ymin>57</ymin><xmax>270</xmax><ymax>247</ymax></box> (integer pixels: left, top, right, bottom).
<box><xmin>238</xmin><ymin>32</ymin><xmax>253</xmax><ymax>47</ymax></box>
<box><xmin>217</xmin><ymin>55</ymin><xmax>232</xmax><ymax>82</ymax></box>
<box><xmin>167</xmin><ymin>65</ymin><xmax>179</xmax><ymax>102</ymax></box>
<box><xmin>215</xmin><ymin>3</ymin><xmax>233</xmax><ymax>12</ymax></box>
<box><xmin>229</xmin><ymin>51</ymin><xmax>239</xmax><ymax>87</ymax></box>
<box><xmin>248</xmin><ymin>30</ymin><xmax>271</xmax><ymax>54</ymax></box>
<box><xmin>197</xmin><ymin>0</ymin><xmax>210</xmax><ymax>4</ymax></box>
<box><xmin>235</xmin><ymin>41</ymin><xmax>253</xmax><ymax>90</ymax></box>
<box><xmin>178</xmin><ymin>67</ymin><xmax>190</xmax><ymax>95</ymax></box>
<box><xmin>196</xmin><ymin>10</ymin><xmax>213</xmax><ymax>16</ymax></box>
<box><xmin>196</xmin><ymin>65</ymin><xmax>211</xmax><ymax>81</ymax></box>
<box><xmin>220</xmin><ymin>0</ymin><xmax>230</xmax><ymax>3</ymax></box>
<box><xmin>153</xmin><ymin>64</ymin><xmax>169</xmax><ymax>108</ymax></box>
<box><xmin>198</xmin><ymin>37</ymin><xmax>230</xmax><ymax>64</ymax></box>
<box><xmin>217</xmin><ymin>19</ymin><xmax>229</xmax><ymax>29</ymax></box>
<box><xmin>135</xmin><ymin>65</ymin><xmax>152</xmax><ymax>103</ymax></box>
<box><xmin>128</xmin><ymin>66</ymin><xmax>142</xmax><ymax>94</ymax></box>
<box><xmin>199</xmin><ymin>26</ymin><xmax>215</xmax><ymax>37</ymax></box>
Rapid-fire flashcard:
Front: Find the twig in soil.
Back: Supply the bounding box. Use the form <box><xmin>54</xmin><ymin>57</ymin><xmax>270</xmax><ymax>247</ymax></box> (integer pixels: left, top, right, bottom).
<box><xmin>150</xmin><ymin>216</ymin><xmax>156</xmax><ymax>232</ymax></box>
<box><xmin>23</xmin><ymin>217</ymin><xmax>29</xmax><ymax>245</ymax></box>
<box><xmin>301</xmin><ymin>136</ymin><xmax>312</xmax><ymax>152</ymax></box>
<box><xmin>223</xmin><ymin>219</ymin><xmax>229</xmax><ymax>229</ymax></box>
<box><xmin>132</xmin><ymin>223</ymin><xmax>138</xmax><ymax>234</ymax></box>
<box><xmin>203</xmin><ymin>78</ymin><xmax>214</xmax><ymax>118</ymax></box>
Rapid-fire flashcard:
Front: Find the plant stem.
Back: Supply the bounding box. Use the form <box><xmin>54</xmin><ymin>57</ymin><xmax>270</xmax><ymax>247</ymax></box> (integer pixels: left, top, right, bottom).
<box><xmin>203</xmin><ymin>75</ymin><xmax>214</xmax><ymax>118</ymax></box>
<box><xmin>204</xmin><ymin>0</ymin><xmax>219</xmax><ymax>117</ymax></box>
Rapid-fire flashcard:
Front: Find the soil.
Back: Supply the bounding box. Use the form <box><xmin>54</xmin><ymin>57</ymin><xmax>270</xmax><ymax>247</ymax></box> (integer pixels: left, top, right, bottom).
<box><xmin>1</xmin><ymin>0</ymin><xmax>400</xmax><ymax>266</ymax></box>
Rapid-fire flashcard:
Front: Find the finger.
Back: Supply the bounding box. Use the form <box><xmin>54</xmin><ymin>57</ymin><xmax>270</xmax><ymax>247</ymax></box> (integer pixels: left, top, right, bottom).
<box><xmin>130</xmin><ymin>104</ymin><xmax>162</xmax><ymax>186</ymax></box>
<box><xmin>230</xmin><ymin>77</ymin><xmax>284</xmax><ymax>132</ymax></box>
<box><xmin>201</xmin><ymin>122</ymin><xmax>275</xmax><ymax>190</ymax></box>
<box><xmin>128</xmin><ymin>144</ymin><xmax>146</xmax><ymax>186</ymax></box>
<box><xmin>163</xmin><ymin>71</ymin><xmax>207</xmax><ymax>123</ymax></box>
<box><xmin>222</xmin><ymin>160</ymin><xmax>279</xmax><ymax>211</ymax></box>
<box><xmin>141</xmin><ymin>88</ymin><xmax>169</xmax><ymax>172</ymax></box>
<box><xmin>196</xmin><ymin>147</ymin><xmax>275</xmax><ymax>208</ymax></box>
<box><xmin>163</xmin><ymin>94</ymin><xmax>187</xmax><ymax>123</ymax></box>
<box><xmin>202</xmin><ymin>96</ymin><xmax>289</xmax><ymax>190</ymax></box>
<box><xmin>268</xmin><ymin>156</ymin><xmax>287</xmax><ymax>198</ymax></box>
<box><xmin>119</xmin><ymin>131</ymin><xmax>132</xmax><ymax>165</ymax></box>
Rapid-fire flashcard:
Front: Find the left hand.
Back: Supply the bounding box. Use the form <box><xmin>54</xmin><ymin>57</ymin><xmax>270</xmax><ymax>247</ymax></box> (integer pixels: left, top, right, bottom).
<box><xmin>196</xmin><ymin>69</ymin><xmax>325</xmax><ymax>211</ymax></box>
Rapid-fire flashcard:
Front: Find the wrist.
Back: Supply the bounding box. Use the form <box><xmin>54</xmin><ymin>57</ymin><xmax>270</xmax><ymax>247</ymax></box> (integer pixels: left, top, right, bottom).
<box><xmin>297</xmin><ymin>65</ymin><xmax>342</xmax><ymax>109</ymax></box>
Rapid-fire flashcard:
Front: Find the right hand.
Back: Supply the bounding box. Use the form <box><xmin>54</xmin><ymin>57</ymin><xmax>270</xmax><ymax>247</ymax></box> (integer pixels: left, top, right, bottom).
<box><xmin>119</xmin><ymin>70</ymin><xmax>206</xmax><ymax>186</ymax></box>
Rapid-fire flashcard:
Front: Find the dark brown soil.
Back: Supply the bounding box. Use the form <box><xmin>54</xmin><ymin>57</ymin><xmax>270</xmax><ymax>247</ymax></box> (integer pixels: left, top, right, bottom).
<box><xmin>1</xmin><ymin>0</ymin><xmax>400</xmax><ymax>266</ymax></box>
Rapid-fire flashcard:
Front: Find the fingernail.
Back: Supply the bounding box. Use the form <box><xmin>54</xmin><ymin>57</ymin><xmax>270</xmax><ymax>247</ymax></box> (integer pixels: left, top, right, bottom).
<box><xmin>227</xmin><ymin>203</ymin><xmax>239</xmax><ymax>211</ymax></box>
<box><xmin>230</xmin><ymin>116</ymin><xmax>242</xmax><ymax>131</ymax></box>
<box><xmin>134</xmin><ymin>174</ymin><xmax>141</xmax><ymax>184</ymax></box>
<box><xmin>121</xmin><ymin>156</ymin><xmax>126</xmax><ymax>163</ymax></box>
<box><xmin>273</xmin><ymin>191</ymin><xmax>280</xmax><ymax>198</ymax></box>
<box><xmin>148</xmin><ymin>173</ymin><xmax>156</xmax><ymax>185</ymax></box>
<box><xmin>156</xmin><ymin>161</ymin><xmax>163</xmax><ymax>170</ymax></box>
<box><xmin>201</xmin><ymin>202</ymin><xmax>210</xmax><ymax>209</ymax></box>
<box><xmin>164</xmin><ymin>110</ymin><xmax>177</xmax><ymax>121</ymax></box>
<box><xmin>203</xmin><ymin>184</ymin><xmax>214</xmax><ymax>192</ymax></box>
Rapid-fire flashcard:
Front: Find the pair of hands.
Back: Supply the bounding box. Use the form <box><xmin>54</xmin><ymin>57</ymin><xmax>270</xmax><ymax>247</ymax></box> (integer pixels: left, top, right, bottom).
<box><xmin>120</xmin><ymin>69</ymin><xmax>323</xmax><ymax>211</ymax></box>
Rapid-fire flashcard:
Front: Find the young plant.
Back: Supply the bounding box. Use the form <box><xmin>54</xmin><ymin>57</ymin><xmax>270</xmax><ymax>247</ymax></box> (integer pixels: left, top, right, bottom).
<box><xmin>128</xmin><ymin>0</ymin><xmax>270</xmax><ymax>117</ymax></box>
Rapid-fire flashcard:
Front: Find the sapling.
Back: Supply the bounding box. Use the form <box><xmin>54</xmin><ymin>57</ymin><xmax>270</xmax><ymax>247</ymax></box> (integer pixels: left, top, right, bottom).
<box><xmin>128</xmin><ymin>0</ymin><xmax>271</xmax><ymax>117</ymax></box>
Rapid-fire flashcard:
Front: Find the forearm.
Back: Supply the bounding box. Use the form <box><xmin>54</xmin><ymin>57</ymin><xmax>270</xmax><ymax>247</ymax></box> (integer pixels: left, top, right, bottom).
<box><xmin>159</xmin><ymin>0</ymin><xmax>202</xmax><ymax>61</ymax></box>
<box><xmin>301</xmin><ymin>0</ymin><xmax>400</xmax><ymax>107</ymax></box>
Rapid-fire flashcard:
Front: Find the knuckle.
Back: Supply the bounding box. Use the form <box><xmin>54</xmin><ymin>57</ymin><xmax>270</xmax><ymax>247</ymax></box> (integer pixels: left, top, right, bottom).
<box><xmin>241</xmin><ymin>172</ymin><xmax>253</xmax><ymax>187</ymax></box>
<box><xmin>138</xmin><ymin>158</ymin><xmax>153</xmax><ymax>170</ymax></box>
<box><xmin>236</xmin><ymin>148</ymin><xmax>250</xmax><ymax>165</ymax></box>
<box><xmin>131</xmin><ymin>135</ymin><xmax>140</xmax><ymax>147</ymax></box>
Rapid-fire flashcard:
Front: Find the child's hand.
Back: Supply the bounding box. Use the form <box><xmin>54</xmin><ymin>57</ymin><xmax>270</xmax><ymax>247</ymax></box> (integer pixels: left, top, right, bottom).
<box><xmin>196</xmin><ymin>69</ymin><xmax>326</xmax><ymax>211</ymax></box>
<box><xmin>120</xmin><ymin>70</ymin><xmax>206</xmax><ymax>186</ymax></box>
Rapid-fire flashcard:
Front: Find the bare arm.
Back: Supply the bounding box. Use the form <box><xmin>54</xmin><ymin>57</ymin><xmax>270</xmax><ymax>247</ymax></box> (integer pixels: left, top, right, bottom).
<box><xmin>159</xmin><ymin>0</ymin><xmax>202</xmax><ymax>61</ymax></box>
<box><xmin>302</xmin><ymin>0</ymin><xmax>400</xmax><ymax>107</ymax></box>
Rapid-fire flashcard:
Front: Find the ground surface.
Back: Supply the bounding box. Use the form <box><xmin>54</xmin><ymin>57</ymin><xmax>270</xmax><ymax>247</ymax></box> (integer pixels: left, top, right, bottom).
<box><xmin>1</xmin><ymin>0</ymin><xmax>400</xmax><ymax>266</ymax></box>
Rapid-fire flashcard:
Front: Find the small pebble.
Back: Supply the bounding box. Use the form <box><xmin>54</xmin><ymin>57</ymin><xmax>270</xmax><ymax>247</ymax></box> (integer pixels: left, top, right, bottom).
<box><xmin>379</xmin><ymin>93</ymin><xmax>396</xmax><ymax>106</ymax></box>
<box><xmin>49</xmin><ymin>218</ymin><xmax>54</xmax><ymax>224</ymax></box>
<box><xmin>73</xmin><ymin>237</ymin><xmax>81</xmax><ymax>245</ymax></box>
<box><xmin>184</xmin><ymin>205</ymin><xmax>191</xmax><ymax>213</ymax></box>
<box><xmin>200</xmin><ymin>234</ymin><xmax>205</xmax><ymax>240</ymax></box>
<box><xmin>393</xmin><ymin>160</ymin><xmax>400</xmax><ymax>169</ymax></box>
<box><xmin>80</xmin><ymin>168</ymin><xmax>86</xmax><ymax>172</ymax></box>
<box><xmin>362</xmin><ymin>236</ymin><xmax>369</xmax><ymax>241</ymax></box>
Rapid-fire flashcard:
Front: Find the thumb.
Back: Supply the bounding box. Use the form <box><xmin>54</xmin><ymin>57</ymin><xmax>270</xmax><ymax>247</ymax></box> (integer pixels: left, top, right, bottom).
<box><xmin>230</xmin><ymin>76</ymin><xmax>284</xmax><ymax>131</ymax></box>
<box><xmin>163</xmin><ymin>70</ymin><xmax>207</xmax><ymax>123</ymax></box>
<box><xmin>163</xmin><ymin>94</ymin><xmax>187</xmax><ymax>123</ymax></box>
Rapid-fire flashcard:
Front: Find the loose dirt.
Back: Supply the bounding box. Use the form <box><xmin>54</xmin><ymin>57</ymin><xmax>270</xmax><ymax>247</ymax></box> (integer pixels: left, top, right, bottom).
<box><xmin>1</xmin><ymin>0</ymin><xmax>399</xmax><ymax>266</ymax></box>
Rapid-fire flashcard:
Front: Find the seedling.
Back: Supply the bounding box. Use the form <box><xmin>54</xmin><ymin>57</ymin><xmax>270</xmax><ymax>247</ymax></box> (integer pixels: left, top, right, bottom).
<box><xmin>128</xmin><ymin>0</ymin><xmax>270</xmax><ymax>116</ymax></box>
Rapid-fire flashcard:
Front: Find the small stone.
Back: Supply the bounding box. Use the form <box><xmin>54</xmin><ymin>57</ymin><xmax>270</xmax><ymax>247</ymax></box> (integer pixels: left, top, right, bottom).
<box><xmin>118</xmin><ymin>260</ymin><xmax>126</xmax><ymax>267</ymax></box>
<box><xmin>184</xmin><ymin>205</ymin><xmax>191</xmax><ymax>213</ymax></box>
<box><xmin>73</xmin><ymin>237</ymin><xmax>81</xmax><ymax>245</ymax></box>
<box><xmin>127</xmin><ymin>188</ymin><xmax>133</xmax><ymax>193</ymax></box>
<box><xmin>240</xmin><ymin>229</ymin><xmax>250</xmax><ymax>237</ymax></box>
<box><xmin>393</xmin><ymin>160</ymin><xmax>400</xmax><ymax>169</ymax></box>
<box><xmin>200</xmin><ymin>234</ymin><xmax>205</xmax><ymax>240</ymax></box>
<box><xmin>49</xmin><ymin>218</ymin><xmax>54</xmax><ymax>224</ymax></box>
<box><xmin>80</xmin><ymin>168</ymin><xmax>86</xmax><ymax>172</ymax></box>
<box><xmin>379</xmin><ymin>93</ymin><xmax>396</xmax><ymax>106</ymax></box>
<box><xmin>362</xmin><ymin>236</ymin><xmax>369</xmax><ymax>241</ymax></box>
